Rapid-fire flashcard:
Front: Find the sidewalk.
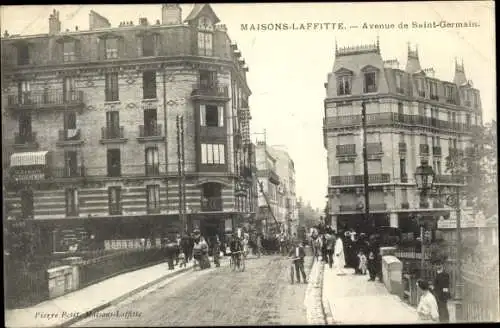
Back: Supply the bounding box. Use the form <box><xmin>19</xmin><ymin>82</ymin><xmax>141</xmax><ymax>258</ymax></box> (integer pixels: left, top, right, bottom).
<box><xmin>6</xmin><ymin>256</ymin><xmax>229</xmax><ymax>328</ymax></box>
<box><xmin>323</xmin><ymin>266</ymin><xmax>423</xmax><ymax>324</ymax></box>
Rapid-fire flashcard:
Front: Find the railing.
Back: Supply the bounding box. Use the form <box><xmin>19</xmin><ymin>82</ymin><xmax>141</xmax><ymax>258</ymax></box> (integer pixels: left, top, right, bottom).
<box><xmin>324</xmin><ymin>112</ymin><xmax>473</xmax><ymax>133</ymax></box>
<box><xmin>435</xmin><ymin>175</ymin><xmax>464</xmax><ymax>184</ymax></box>
<box><xmin>401</xmin><ymin>174</ymin><xmax>408</xmax><ymax>183</ymax></box>
<box><xmin>139</xmin><ymin>124</ymin><xmax>163</xmax><ymax>138</ymax></box>
<box><xmin>419</xmin><ymin>144</ymin><xmax>429</xmax><ymax>155</ymax></box>
<box><xmin>401</xmin><ymin>202</ymin><xmax>410</xmax><ymax>209</ymax></box>
<box><xmin>58</xmin><ymin>129</ymin><xmax>81</xmax><ymax>142</ymax></box>
<box><xmin>446</xmin><ymin>98</ymin><xmax>457</xmax><ymax>105</ymax></box>
<box><xmin>145</xmin><ymin>164</ymin><xmax>160</xmax><ymax>176</ymax></box>
<box><xmin>449</xmin><ymin>148</ymin><xmax>465</xmax><ymax>158</ymax></box>
<box><xmin>7</xmin><ymin>90</ymin><xmax>84</xmax><ymax>108</ymax></box>
<box><xmin>14</xmin><ymin>132</ymin><xmax>37</xmax><ymax>144</ymax></box>
<box><xmin>330</xmin><ymin>173</ymin><xmax>390</xmax><ymax>185</ymax></box>
<box><xmin>336</xmin><ymin>144</ymin><xmax>356</xmax><ymax>156</ymax></box>
<box><xmin>101</xmin><ymin>126</ymin><xmax>124</xmax><ymax>140</ymax></box>
<box><xmin>109</xmin><ymin>204</ymin><xmax>122</xmax><ymax>215</ymax></box>
<box><xmin>398</xmin><ymin>142</ymin><xmax>407</xmax><ymax>153</ymax></box>
<box><xmin>191</xmin><ymin>83</ymin><xmax>229</xmax><ymax>98</ymax></box>
<box><xmin>339</xmin><ymin>203</ymin><xmax>386</xmax><ymax>212</ymax></box>
<box><xmin>79</xmin><ymin>248</ymin><xmax>165</xmax><ymax>289</ymax></box>
<box><xmin>201</xmin><ymin>196</ymin><xmax>223</xmax><ymax>211</ymax></box>
<box><xmin>364</xmin><ymin>84</ymin><xmax>377</xmax><ymax>93</ymax></box>
<box><xmin>5</xmin><ymin>260</ymin><xmax>49</xmax><ymax>309</ymax></box>
<box><xmin>430</xmin><ymin>94</ymin><xmax>439</xmax><ymax>101</ymax></box>
<box><xmin>52</xmin><ymin>167</ymin><xmax>86</xmax><ymax>178</ymax></box>
<box><xmin>366</xmin><ymin>142</ymin><xmax>383</xmax><ymax>155</ymax></box>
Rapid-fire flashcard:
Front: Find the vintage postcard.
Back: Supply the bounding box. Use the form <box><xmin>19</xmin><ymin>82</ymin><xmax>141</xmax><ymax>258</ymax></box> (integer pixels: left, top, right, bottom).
<box><xmin>1</xmin><ymin>2</ymin><xmax>497</xmax><ymax>326</ymax></box>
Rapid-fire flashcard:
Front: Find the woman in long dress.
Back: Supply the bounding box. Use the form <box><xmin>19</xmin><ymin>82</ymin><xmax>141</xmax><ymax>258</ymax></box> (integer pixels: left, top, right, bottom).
<box><xmin>334</xmin><ymin>235</ymin><xmax>346</xmax><ymax>275</ymax></box>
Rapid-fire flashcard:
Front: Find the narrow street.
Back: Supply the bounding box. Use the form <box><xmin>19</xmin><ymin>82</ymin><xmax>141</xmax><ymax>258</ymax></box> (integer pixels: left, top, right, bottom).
<box><xmin>73</xmin><ymin>256</ymin><xmax>312</xmax><ymax>326</ymax></box>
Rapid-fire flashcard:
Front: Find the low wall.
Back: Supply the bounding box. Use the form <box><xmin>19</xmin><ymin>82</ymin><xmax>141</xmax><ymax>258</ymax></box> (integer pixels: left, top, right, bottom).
<box><xmin>382</xmin><ymin>255</ymin><xmax>403</xmax><ymax>296</ymax></box>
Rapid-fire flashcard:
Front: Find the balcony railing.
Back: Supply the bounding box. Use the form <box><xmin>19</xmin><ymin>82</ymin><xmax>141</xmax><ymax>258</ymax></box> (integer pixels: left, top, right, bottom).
<box><xmin>336</xmin><ymin>144</ymin><xmax>356</xmax><ymax>156</ymax></box>
<box><xmin>419</xmin><ymin>144</ymin><xmax>429</xmax><ymax>156</ymax></box>
<box><xmin>366</xmin><ymin>142</ymin><xmax>383</xmax><ymax>155</ymax></box>
<box><xmin>52</xmin><ymin>166</ymin><xmax>86</xmax><ymax>178</ymax></box>
<box><xmin>339</xmin><ymin>203</ymin><xmax>386</xmax><ymax>212</ymax></box>
<box><xmin>201</xmin><ymin>196</ymin><xmax>223</xmax><ymax>212</ymax></box>
<box><xmin>401</xmin><ymin>174</ymin><xmax>408</xmax><ymax>183</ymax></box>
<box><xmin>432</xmin><ymin>146</ymin><xmax>442</xmax><ymax>156</ymax></box>
<box><xmin>145</xmin><ymin>164</ymin><xmax>160</xmax><ymax>176</ymax></box>
<box><xmin>109</xmin><ymin>204</ymin><xmax>122</xmax><ymax>215</ymax></box>
<box><xmin>339</xmin><ymin>204</ymin><xmax>358</xmax><ymax>212</ymax></box>
<box><xmin>14</xmin><ymin>132</ymin><xmax>37</xmax><ymax>145</ymax></box>
<box><xmin>191</xmin><ymin>83</ymin><xmax>229</xmax><ymax>99</ymax></box>
<box><xmin>101</xmin><ymin>127</ymin><xmax>125</xmax><ymax>140</ymax></box>
<box><xmin>435</xmin><ymin>175</ymin><xmax>464</xmax><ymax>184</ymax></box>
<box><xmin>401</xmin><ymin>202</ymin><xmax>410</xmax><ymax>209</ymax></box>
<box><xmin>448</xmin><ymin>148</ymin><xmax>464</xmax><ymax>158</ymax></box>
<box><xmin>446</xmin><ymin>98</ymin><xmax>457</xmax><ymax>105</ymax></box>
<box><xmin>398</xmin><ymin>142</ymin><xmax>407</xmax><ymax>153</ymax></box>
<box><xmin>430</xmin><ymin>94</ymin><xmax>439</xmax><ymax>101</ymax></box>
<box><xmin>324</xmin><ymin>112</ymin><xmax>473</xmax><ymax>133</ymax></box>
<box><xmin>330</xmin><ymin>173</ymin><xmax>391</xmax><ymax>186</ymax></box>
<box><xmin>7</xmin><ymin>90</ymin><xmax>84</xmax><ymax>109</ymax></box>
<box><xmin>138</xmin><ymin>124</ymin><xmax>163</xmax><ymax>138</ymax></box>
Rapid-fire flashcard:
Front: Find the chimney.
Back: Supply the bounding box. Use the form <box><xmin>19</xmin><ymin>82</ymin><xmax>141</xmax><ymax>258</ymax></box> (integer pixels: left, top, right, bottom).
<box><xmin>89</xmin><ymin>10</ymin><xmax>111</xmax><ymax>30</ymax></box>
<box><xmin>139</xmin><ymin>17</ymin><xmax>149</xmax><ymax>26</ymax></box>
<box><xmin>162</xmin><ymin>4</ymin><xmax>182</xmax><ymax>25</ymax></box>
<box><xmin>453</xmin><ymin>58</ymin><xmax>467</xmax><ymax>85</ymax></box>
<box><xmin>49</xmin><ymin>9</ymin><xmax>61</xmax><ymax>35</ymax></box>
<box><xmin>405</xmin><ymin>43</ymin><xmax>422</xmax><ymax>74</ymax></box>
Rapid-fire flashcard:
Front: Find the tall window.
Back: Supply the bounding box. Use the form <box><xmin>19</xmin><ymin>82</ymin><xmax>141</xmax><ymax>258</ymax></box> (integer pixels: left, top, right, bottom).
<box><xmin>18</xmin><ymin>112</ymin><xmax>32</xmax><ymax>138</ymax></box>
<box><xmin>106</xmin><ymin>111</ymin><xmax>120</xmax><ymax>138</ymax></box>
<box><xmin>63</xmin><ymin>41</ymin><xmax>76</xmax><ymax>62</ymax></box>
<box><xmin>202</xmin><ymin>183</ymin><xmax>222</xmax><ymax>211</ymax></box>
<box><xmin>17</xmin><ymin>44</ymin><xmax>30</xmax><ymax>65</ymax></box>
<box><xmin>433</xmin><ymin>159</ymin><xmax>442</xmax><ymax>175</ymax></box>
<box><xmin>200</xmin><ymin>105</ymin><xmax>224</xmax><ymax>127</ymax></box>
<box><xmin>201</xmin><ymin>144</ymin><xmax>226</xmax><ymax>164</ymax></box>
<box><xmin>18</xmin><ymin>80</ymin><xmax>31</xmax><ymax>105</ymax></box>
<box><xmin>105</xmin><ymin>73</ymin><xmax>119</xmax><ymax>101</ymax></box>
<box><xmin>63</xmin><ymin>76</ymin><xmax>76</xmax><ymax>102</ymax></box>
<box><xmin>418</xmin><ymin>103</ymin><xmax>425</xmax><ymax>116</ymax></box>
<box><xmin>64</xmin><ymin>150</ymin><xmax>78</xmax><ymax>177</ymax></box>
<box><xmin>198</xmin><ymin>32</ymin><xmax>213</xmax><ymax>56</ymax></box>
<box><xmin>363</xmin><ymin>72</ymin><xmax>377</xmax><ymax>93</ymax></box>
<box><xmin>417</xmin><ymin>78</ymin><xmax>425</xmax><ymax>97</ymax></box>
<box><xmin>465</xmin><ymin>114</ymin><xmax>471</xmax><ymax>128</ymax></box>
<box><xmin>142</xmin><ymin>71</ymin><xmax>157</xmax><ymax>99</ymax></box>
<box><xmin>107</xmin><ymin>149</ymin><xmax>121</xmax><ymax>177</ymax></box>
<box><xmin>473</xmin><ymin>92</ymin><xmax>479</xmax><ymax>107</ymax></box>
<box><xmin>64</xmin><ymin>112</ymin><xmax>77</xmax><ymax>130</ymax></box>
<box><xmin>145</xmin><ymin>147</ymin><xmax>159</xmax><ymax>176</ymax></box>
<box><xmin>20</xmin><ymin>189</ymin><xmax>34</xmax><ymax>219</ymax></box>
<box><xmin>106</xmin><ymin>38</ymin><xmax>118</xmax><ymax>59</ymax></box>
<box><xmin>337</xmin><ymin>76</ymin><xmax>351</xmax><ymax>95</ymax></box>
<box><xmin>445</xmin><ymin>85</ymin><xmax>454</xmax><ymax>101</ymax></box>
<box><xmin>143</xmin><ymin>108</ymin><xmax>158</xmax><ymax>136</ymax></box>
<box><xmin>397</xmin><ymin>102</ymin><xmax>404</xmax><ymax>116</ymax></box>
<box><xmin>199</xmin><ymin>70</ymin><xmax>217</xmax><ymax>87</ymax></box>
<box><xmin>429</xmin><ymin>81</ymin><xmax>438</xmax><ymax>99</ymax></box>
<box><xmin>108</xmin><ymin>187</ymin><xmax>121</xmax><ymax>215</ymax></box>
<box><xmin>146</xmin><ymin>185</ymin><xmax>160</xmax><ymax>212</ymax></box>
<box><xmin>395</xmin><ymin>73</ymin><xmax>403</xmax><ymax>93</ymax></box>
<box><xmin>400</xmin><ymin>158</ymin><xmax>407</xmax><ymax>181</ymax></box>
<box><xmin>142</xmin><ymin>34</ymin><xmax>155</xmax><ymax>56</ymax></box>
<box><xmin>65</xmin><ymin>188</ymin><xmax>79</xmax><ymax>216</ymax></box>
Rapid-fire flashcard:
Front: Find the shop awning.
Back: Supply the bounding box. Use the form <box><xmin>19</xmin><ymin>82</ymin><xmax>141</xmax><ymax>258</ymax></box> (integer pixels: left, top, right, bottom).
<box><xmin>10</xmin><ymin>151</ymin><xmax>49</xmax><ymax>167</ymax></box>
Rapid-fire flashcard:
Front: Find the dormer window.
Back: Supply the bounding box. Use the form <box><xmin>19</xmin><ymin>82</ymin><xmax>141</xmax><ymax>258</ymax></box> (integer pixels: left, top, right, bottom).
<box><xmin>416</xmin><ymin>78</ymin><xmax>425</xmax><ymax>97</ymax></box>
<box><xmin>137</xmin><ymin>32</ymin><xmax>160</xmax><ymax>57</ymax></box>
<box><xmin>197</xmin><ymin>17</ymin><xmax>213</xmax><ymax>56</ymax></box>
<box><xmin>106</xmin><ymin>38</ymin><xmax>118</xmax><ymax>59</ymax></box>
<box><xmin>429</xmin><ymin>81</ymin><xmax>438</xmax><ymax>100</ymax></box>
<box><xmin>337</xmin><ymin>76</ymin><xmax>351</xmax><ymax>95</ymax></box>
<box><xmin>445</xmin><ymin>85</ymin><xmax>455</xmax><ymax>104</ymax></box>
<box><xmin>98</xmin><ymin>34</ymin><xmax>124</xmax><ymax>60</ymax></box>
<box><xmin>473</xmin><ymin>92</ymin><xmax>479</xmax><ymax>107</ymax></box>
<box><xmin>63</xmin><ymin>41</ymin><xmax>76</xmax><ymax>62</ymax></box>
<box><xmin>395</xmin><ymin>73</ymin><xmax>403</xmax><ymax>93</ymax></box>
<box><xmin>364</xmin><ymin>72</ymin><xmax>377</xmax><ymax>93</ymax></box>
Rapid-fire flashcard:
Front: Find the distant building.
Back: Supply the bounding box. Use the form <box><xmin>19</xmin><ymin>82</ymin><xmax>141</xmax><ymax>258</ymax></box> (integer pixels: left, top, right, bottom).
<box><xmin>323</xmin><ymin>40</ymin><xmax>482</xmax><ymax>234</ymax></box>
<box><xmin>2</xmin><ymin>4</ymin><xmax>254</xmax><ymax>251</ymax></box>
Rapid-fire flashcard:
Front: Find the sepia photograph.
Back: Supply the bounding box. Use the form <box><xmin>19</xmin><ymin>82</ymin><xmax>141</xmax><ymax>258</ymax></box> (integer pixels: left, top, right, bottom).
<box><xmin>1</xmin><ymin>1</ymin><xmax>497</xmax><ymax>326</ymax></box>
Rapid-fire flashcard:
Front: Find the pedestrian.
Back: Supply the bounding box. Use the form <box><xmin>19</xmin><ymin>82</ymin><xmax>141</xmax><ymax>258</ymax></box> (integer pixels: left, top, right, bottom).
<box><xmin>321</xmin><ymin>233</ymin><xmax>328</xmax><ymax>263</ymax></box>
<box><xmin>324</xmin><ymin>229</ymin><xmax>335</xmax><ymax>269</ymax></box>
<box><xmin>311</xmin><ymin>230</ymin><xmax>322</xmax><ymax>262</ymax></box>
<box><xmin>164</xmin><ymin>237</ymin><xmax>177</xmax><ymax>270</ymax></box>
<box><xmin>289</xmin><ymin>239</ymin><xmax>307</xmax><ymax>284</ymax></box>
<box><xmin>432</xmin><ymin>261</ymin><xmax>451</xmax><ymax>322</ymax></box>
<box><xmin>367</xmin><ymin>235</ymin><xmax>380</xmax><ymax>281</ymax></box>
<box><xmin>180</xmin><ymin>231</ymin><xmax>192</xmax><ymax>263</ymax></box>
<box><xmin>212</xmin><ymin>235</ymin><xmax>221</xmax><ymax>268</ymax></box>
<box><xmin>333</xmin><ymin>233</ymin><xmax>346</xmax><ymax>275</ymax></box>
<box><xmin>256</xmin><ymin>233</ymin><xmax>263</xmax><ymax>258</ymax></box>
<box><xmin>416</xmin><ymin>279</ymin><xmax>440</xmax><ymax>322</ymax></box>
<box><xmin>175</xmin><ymin>233</ymin><xmax>181</xmax><ymax>265</ymax></box>
<box><xmin>358</xmin><ymin>250</ymin><xmax>367</xmax><ymax>275</ymax></box>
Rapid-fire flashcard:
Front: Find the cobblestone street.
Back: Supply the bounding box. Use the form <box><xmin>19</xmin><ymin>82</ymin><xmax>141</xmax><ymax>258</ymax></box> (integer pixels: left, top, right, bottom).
<box><xmin>73</xmin><ymin>256</ymin><xmax>312</xmax><ymax>326</ymax></box>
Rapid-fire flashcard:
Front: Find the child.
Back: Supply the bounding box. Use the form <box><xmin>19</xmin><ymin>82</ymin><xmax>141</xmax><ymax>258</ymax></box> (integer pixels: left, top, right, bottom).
<box><xmin>178</xmin><ymin>251</ymin><xmax>187</xmax><ymax>268</ymax></box>
<box><xmin>358</xmin><ymin>251</ymin><xmax>367</xmax><ymax>275</ymax></box>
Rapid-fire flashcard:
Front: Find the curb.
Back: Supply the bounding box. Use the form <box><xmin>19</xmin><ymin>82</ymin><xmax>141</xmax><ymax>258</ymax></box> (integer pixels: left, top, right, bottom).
<box><xmin>305</xmin><ymin>259</ymin><xmax>328</xmax><ymax>325</ymax></box>
<box><xmin>57</xmin><ymin>263</ymin><xmax>195</xmax><ymax>328</ymax></box>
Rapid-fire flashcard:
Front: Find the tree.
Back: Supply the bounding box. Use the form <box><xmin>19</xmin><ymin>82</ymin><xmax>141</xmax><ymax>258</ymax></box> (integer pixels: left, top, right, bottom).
<box><xmin>445</xmin><ymin>121</ymin><xmax>497</xmax><ymax>218</ymax></box>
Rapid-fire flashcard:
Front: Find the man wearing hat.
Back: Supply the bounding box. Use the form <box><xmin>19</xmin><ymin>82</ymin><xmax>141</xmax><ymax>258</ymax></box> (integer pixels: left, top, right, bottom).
<box><xmin>431</xmin><ymin>260</ymin><xmax>451</xmax><ymax>322</ymax></box>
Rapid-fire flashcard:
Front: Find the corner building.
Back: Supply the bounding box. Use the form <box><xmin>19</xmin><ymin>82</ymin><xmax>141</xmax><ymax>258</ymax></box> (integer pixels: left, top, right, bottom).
<box><xmin>2</xmin><ymin>4</ymin><xmax>254</xmax><ymax>250</ymax></box>
<box><xmin>323</xmin><ymin>41</ymin><xmax>482</xmax><ymax>234</ymax></box>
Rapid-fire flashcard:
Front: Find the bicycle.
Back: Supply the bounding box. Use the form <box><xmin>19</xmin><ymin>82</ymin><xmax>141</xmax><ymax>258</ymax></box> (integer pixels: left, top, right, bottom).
<box><xmin>229</xmin><ymin>251</ymin><xmax>245</xmax><ymax>272</ymax></box>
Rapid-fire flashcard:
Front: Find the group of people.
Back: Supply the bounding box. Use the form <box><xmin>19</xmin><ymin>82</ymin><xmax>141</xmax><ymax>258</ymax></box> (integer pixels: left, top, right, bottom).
<box><xmin>309</xmin><ymin>225</ymin><xmax>383</xmax><ymax>280</ymax></box>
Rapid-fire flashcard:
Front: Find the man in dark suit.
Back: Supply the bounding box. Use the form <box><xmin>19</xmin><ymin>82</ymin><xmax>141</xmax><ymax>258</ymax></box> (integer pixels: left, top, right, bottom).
<box><xmin>289</xmin><ymin>240</ymin><xmax>307</xmax><ymax>284</ymax></box>
<box><xmin>432</xmin><ymin>261</ymin><xmax>451</xmax><ymax>322</ymax></box>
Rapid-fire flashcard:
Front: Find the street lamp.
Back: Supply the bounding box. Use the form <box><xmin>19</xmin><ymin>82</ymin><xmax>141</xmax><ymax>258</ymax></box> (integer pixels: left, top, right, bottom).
<box><xmin>414</xmin><ymin>160</ymin><xmax>435</xmax><ymax>278</ymax></box>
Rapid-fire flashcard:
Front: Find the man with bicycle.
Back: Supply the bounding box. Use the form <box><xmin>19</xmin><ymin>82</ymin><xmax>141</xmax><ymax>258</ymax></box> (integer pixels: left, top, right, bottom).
<box><xmin>229</xmin><ymin>232</ymin><xmax>244</xmax><ymax>268</ymax></box>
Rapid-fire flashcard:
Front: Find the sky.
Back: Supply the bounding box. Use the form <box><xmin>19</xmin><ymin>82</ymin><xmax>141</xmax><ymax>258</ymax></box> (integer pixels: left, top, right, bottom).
<box><xmin>1</xmin><ymin>2</ymin><xmax>495</xmax><ymax>209</ymax></box>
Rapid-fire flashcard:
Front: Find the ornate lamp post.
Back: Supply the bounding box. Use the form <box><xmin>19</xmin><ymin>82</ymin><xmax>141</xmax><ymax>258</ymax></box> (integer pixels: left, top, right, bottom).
<box><xmin>414</xmin><ymin>160</ymin><xmax>435</xmax><ymax>278</ymax></box>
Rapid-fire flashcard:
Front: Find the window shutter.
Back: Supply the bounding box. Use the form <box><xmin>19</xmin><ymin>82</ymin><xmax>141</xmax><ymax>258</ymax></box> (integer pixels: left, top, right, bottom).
<box><xmin>137</xmin><ymin>36</ymin><xmax>143</xmax><ymax>57</ymax></box>
<box><xmin>118</xmin><ymin>37</ymin><xmax>125</xmax><ymax>58</ymax></box>
<box><xmin>200</xmin><ymin>105</ymin><xmax>206</xmax><ymax>126</ymax></box>
<box><xmin>98</xmin><ymin>38</ymin><xmax>106</xmax><ymax>60</ymax></box>
<box><xmin>74</xmin><ymin>39</ymin><xmax>81</xmax><ymax>60</ymax></box>
<box><xmin>218</xmin><ymin>106</ymin><xmax>224</xmax><ymax>127</ymax></box>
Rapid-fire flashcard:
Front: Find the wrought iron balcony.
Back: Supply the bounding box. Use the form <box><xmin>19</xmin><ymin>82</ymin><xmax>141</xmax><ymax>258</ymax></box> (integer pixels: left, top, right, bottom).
<box><xmin>109</xmin><ymin>204</ymin><xmax>122</xmax><ymax>215</ymax></box>
<box><xmin>191</xmin><ymin>83</ymin><xmax>229</xmax><ymax>100</ymax></box>
<box><xmin>138</xmin><ymin>124</ymin><xmax>164</xmax><ymax>142</ymax></box>
<box><xmin>398</xmin><ymin>142</ymin><xmax>407</xmax><ymax>153</ymax></box>
<box><xmin>419</xmin><ymin>144</ymin><xmax>430</xmax><ymax>156</ymax></box>
<box><xmin>432</xmin><ymin>146</ymin><xmax>442</xmax><ymax>156</ymax></box>
<box><xmin>101</xmin><ymin>126</ymin><xmax>126</xmax><ymax>143</ymax></box>
<box><xmin>446</xmin><ymin>98</ymin><xmax>457</xmax><ymax>105</ymax></box>
<box><xmin>448</xmin><ymin>148</ymin><xmax>464</xmax><ymax>158</ymax></box>
<box><xmin>201</xmin><ymin>196</ymin><xmax>223</xmax><ymax>212</ymax></box>
<box><xmin>401</xmin><ymin>202</ymin><xmax>410</xmax><ymax>209</ymax></box>
<box><xmin>339</xmin><ymin>203</ymin><xmax>386</xmax><ymax>212</ymax></box>
<box><xmin>330</xmin><ymin>173</ymin><xmax>390</xmax><ymax>186</ymax></box>
<box><xmin>145</xmin><ymin>164</ymin><xmax>160</xmax><ymax>177</ymax></box>
<box><xmin>336</xmin><ymin>144</ymin><xmax>356</xmax><ymax>156</ymax></box>
<box><xmin>7</xmin><ymin>90</ymin><xmax>84</xmax><ymax>111</ymax></box>
<box><xmin>14</xmin><ymin>132</ymin><xmax>38</xmax><ymax>146</ymax></box>
<box><xmin>52</xmin><ymin>166</ymin><xmax>86</xmax><ymax>178</ymax></box>
<box><xmin>366</xmin><ymin>142</ymin><xmax>383</xmax><ymax>155</ymax></box>
<box><xmin>435</xmin><ymin>175</ymin><xmax>464</xmax><ymax>184</ymax></box>
<box><xmin>339</xmin><ymin>204</ymin><xmax>358</xmax><ymax>212</ymax></box>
